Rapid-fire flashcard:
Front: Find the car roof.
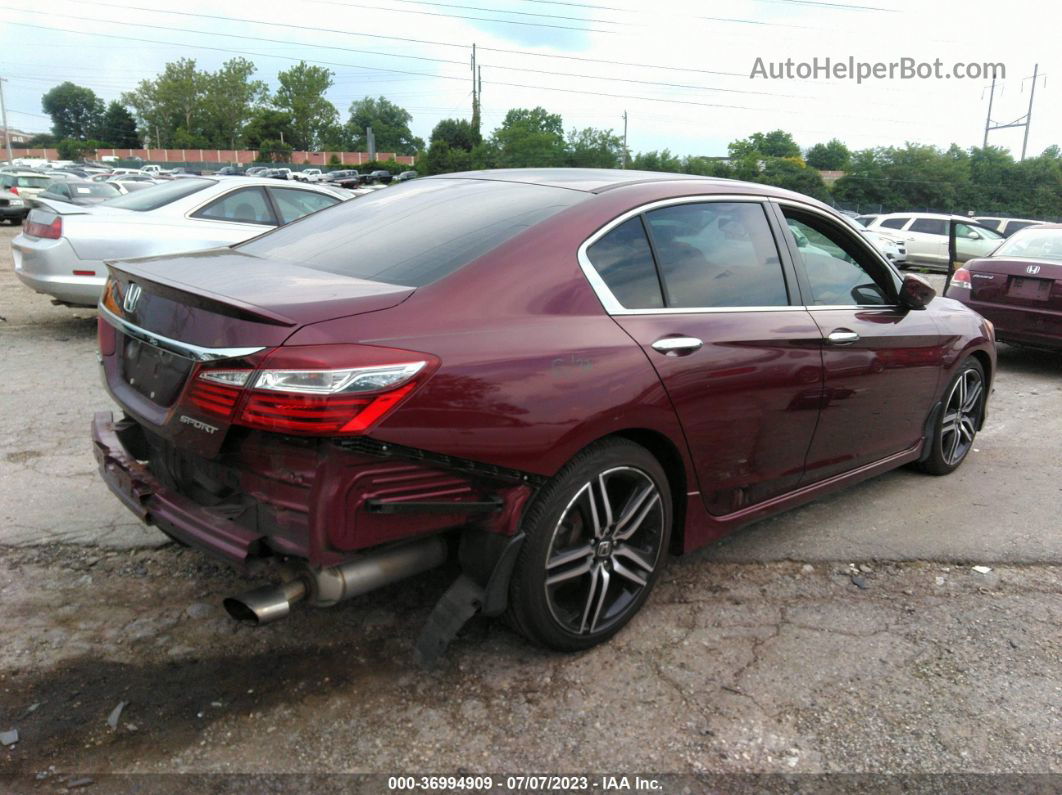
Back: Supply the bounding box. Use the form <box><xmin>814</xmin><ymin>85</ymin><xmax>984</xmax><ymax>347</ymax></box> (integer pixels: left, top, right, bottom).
<box><xmin>430</xmin><ymin>168</ymin><xmax>726</xmax><ymax>193</ymax></box>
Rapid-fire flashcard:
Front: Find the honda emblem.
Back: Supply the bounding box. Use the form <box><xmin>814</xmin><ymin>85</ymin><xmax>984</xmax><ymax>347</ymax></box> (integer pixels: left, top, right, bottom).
<box><xmin>123</xmin><ymin>283</ymin><xmax>142</xmax><ymax>312</ymax></box>
<box><xmin>1026</xmin><ymin>264</ymin><xmax>1042</xmax><ymax>275</ymax></box>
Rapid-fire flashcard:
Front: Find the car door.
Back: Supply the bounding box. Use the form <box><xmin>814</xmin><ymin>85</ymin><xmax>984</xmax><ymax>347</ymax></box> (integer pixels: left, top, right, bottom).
<box><xmin>582</xmin><ymin>198</ymin><xmax>825</xmax><ymax>516</ymax></box>
<box><xmin>955</xmin><ymin>222</ymin><xmax>1002</xmax><ymax>262</ymax></box>
<box><xmin>900</xmin><ymin>217</ymin><xmax>949</xmax><ymax>267</ymax></box>
<box><xmin>775</xmin><ymin>203</ymin><xmax>947</xmax><ymax>482</ymax></box>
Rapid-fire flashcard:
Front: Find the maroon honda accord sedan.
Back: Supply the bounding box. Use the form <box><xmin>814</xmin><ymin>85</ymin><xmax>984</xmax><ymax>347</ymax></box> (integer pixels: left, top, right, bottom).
<box><xmin>945</xmin><ymin>223</ymin><xmax>1062</xmax><ymax>350</ymax></box>
<box><xmin>92</xmin><ymin>169</ymin><xmax>995</xmax><ymax>652</ymax></box>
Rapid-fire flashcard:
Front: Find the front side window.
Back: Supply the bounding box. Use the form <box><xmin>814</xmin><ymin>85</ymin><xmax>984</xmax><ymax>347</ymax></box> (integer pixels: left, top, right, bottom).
<box><xmin>195</xmin><ymin>187</ymin><xmax>277</xmax><ymax>225</ymax></box>
<box><xmin>269</xmin><ymin>188</ymin><xmax>340</xmax><ymax>225</ymax></box>
<box><xmin>955</xmin><ymin>222</ymin><xmax>1001</xmax><ymax>241</ymax></box>
<box><xmin>644</xmin><ymin>202</ymin><xmax>788</xmax><ymax>308</ymax></box>
<box><xmin>585</xmin><ymin>217</ymin><xmax>663</xmax><ymax>309</ymax></box>
<box><xmin>879</xmin><ymin>217</ymin><xmax>910</xmax><ymax>230</ymax></box>
<box><xmin>783</xmin><ymin>211</ymin><xmax>893</xmax><ymax>306</ymax></box>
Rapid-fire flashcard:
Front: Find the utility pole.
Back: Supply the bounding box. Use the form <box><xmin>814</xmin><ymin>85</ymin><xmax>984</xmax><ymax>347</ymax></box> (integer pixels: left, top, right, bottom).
<box><xmin>621</xmin><ymin>110</ymin><xmax>628</xmax><ymax>168</ymax></box>
<box><xmin>982</xmin><ymin>76</ymin><xmax>995</xmax><ymax>149</ymax></box>
<box><xmin>983</xmin><ymin>63</ymin><xmax>1042</xmax><ymax>160</ymax></box>
<box><xmin>470</xmin><ymin>43</ymin><xmax>480</xmax><ymax>138</ymax></box>
<box><xmin>0</xmin><ymin>76</ymin><xmax>14</xmax><ymax>165</ymax></box>
<box><xmin>1021</xmin><ymin>63</ymin><xmax>1038</xmax><ymax>161</ymax></box>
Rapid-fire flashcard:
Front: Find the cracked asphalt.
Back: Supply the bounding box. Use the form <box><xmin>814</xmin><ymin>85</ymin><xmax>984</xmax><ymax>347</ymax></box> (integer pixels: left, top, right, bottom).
<box><xmin>1</xmin><ymin>224</ymin><xmax>1060</xmax><ymax>783</ymax></box>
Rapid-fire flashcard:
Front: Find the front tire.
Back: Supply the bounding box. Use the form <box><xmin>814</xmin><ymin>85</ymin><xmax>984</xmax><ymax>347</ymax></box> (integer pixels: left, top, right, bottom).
<box><xmin>508</xmin><ymin>439</ymin><xmax>672</xmax><ymax>651</ymax></box>
<box><xmin>919</xmin><ymin>358</ymin><xmax>986</xmax><ymax>475</ymax></box>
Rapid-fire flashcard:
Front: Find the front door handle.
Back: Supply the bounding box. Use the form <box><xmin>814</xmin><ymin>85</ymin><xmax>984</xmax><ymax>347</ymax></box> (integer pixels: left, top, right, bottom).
<box><xmin>827</xmin><ymin>329</ymin><xmax>860</xmax><ymax>345</ymax></box>
<box><xmin>651</xmin><ymin>336</ymin><xmax>703</xmax><ymax>356</ymax></box>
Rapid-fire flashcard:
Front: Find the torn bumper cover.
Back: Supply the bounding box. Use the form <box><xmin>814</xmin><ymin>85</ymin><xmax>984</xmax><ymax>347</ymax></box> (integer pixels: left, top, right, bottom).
<box><xmin>92</xmin><ymin>411</ymin><xmax>264</xmax><ymax>567</ymax></box>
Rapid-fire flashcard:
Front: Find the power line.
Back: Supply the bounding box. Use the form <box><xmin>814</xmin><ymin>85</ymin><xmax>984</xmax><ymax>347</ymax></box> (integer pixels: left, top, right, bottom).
<box><xmin>511</xmin><ymin>0</ymin><xmax>896</xmax><ymax>11</ymax></box>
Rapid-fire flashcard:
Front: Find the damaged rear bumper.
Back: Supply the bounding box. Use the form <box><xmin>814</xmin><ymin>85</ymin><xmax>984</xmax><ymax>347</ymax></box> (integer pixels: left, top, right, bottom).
<box><xmin>92</xmin><ymin>410</ymin><xmax>266</xmax><ymax>568</ymax></box>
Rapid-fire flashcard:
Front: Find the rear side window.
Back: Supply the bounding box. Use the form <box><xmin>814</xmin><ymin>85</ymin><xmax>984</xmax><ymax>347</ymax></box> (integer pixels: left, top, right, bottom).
<box><xmin>1004</xmin><ymin>220</ymin><xmax>1036</xmax><ymax>236</ymax></box>
<box><xmin>194</xmin><ymin>187</ymin><xmax>276</xmax><ymax>225</ymax></box>
<box><xmin>270</xmin><ymin>187</ymin><xmax>339</xmax><ymax>224</ymax></box>
<box><xmin>238</xmin><ymin>178</ymin><xmax>586</xmax><ymax>287</ymax></box>
<box><xmin>910</xmin><ymin>218</ymin><xmax>947</xmax><ymax>235</ymax></box>
<box><xmin>585</xmin><ymin>217</ymin><xmax>663</xmax><ymax>309</ymax></box>
<box><xmin>879</xmin><ymin>217</ymin><xmax>910</xmax><ymax>230</ymax></box>
<box><xmin>103</xmin><ymin>178</ymin><xmax>212</xmax><ymax>211</ymax></box>
<box><xmin>644</xmin><ymin>202</ymin><xmax>788</xmax><ymax>308</ymax></box>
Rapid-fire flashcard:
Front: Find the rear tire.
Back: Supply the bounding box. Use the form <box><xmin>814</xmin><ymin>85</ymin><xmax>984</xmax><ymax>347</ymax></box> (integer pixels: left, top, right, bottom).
<box><xmin>507</xmin><ymin>438</ymin><xmax>671</xmax><ymax>651</ymax></box>
<box><xmin>918</xmin><ymin>358</ymin><xmax>986</xmax><ymax>475</ymax></box>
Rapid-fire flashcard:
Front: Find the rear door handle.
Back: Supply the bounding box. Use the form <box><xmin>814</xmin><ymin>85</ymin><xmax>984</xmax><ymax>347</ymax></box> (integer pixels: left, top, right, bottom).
<box><xmin>651</xmin><ymin>336</ymin><xmax>703</xmax><ymax>356</ymax></box>
<box><xmin>827</xmin><ymin>329</ymin><xmax>860</xmax><ymax>345</ymax></box>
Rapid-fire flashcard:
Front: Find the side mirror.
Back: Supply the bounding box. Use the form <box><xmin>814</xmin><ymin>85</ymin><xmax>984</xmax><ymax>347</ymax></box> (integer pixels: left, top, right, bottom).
<box><xmin>899</xmin><ymin>273</ymin><xmax>936</xmax><ymax>309</ymax></box>
<box><xmin>968</xmin><ymin>231</ymin><xmax>981</xmax><ymax>240</ymax></box>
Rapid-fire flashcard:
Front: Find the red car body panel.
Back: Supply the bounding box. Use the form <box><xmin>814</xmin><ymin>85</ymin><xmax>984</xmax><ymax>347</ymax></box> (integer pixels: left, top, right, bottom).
<box><xmin>92</xmin><ymin>170</ymin><xmax>996</xmax><ymax>572</ymax></box>
<box><xmin>947</xmin><ymin>254</ymin><xmax>1062</xmax><ymax>349</ymax></box>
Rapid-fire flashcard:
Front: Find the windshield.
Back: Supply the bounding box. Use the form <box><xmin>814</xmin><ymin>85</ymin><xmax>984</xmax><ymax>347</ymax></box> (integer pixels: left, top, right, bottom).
<box><xmin>101</xmin><ymin>178</ymin><xmax>212</xmax><ymax>211</ymax></box>
<box><xmin>237</xmin><ymin>178</ymin><xmax>586</xmax><ymax>287</ymax></box>
<box><xmin>993</xmin><ymin>227</ymin><xmax>1062</xmax><ymax>260</ymax></box>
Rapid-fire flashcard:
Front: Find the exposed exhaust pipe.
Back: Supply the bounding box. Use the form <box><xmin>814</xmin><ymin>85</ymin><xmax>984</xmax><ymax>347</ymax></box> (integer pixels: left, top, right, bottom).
<box><xmin>223</xmin><ymin>535</ymin><xmax>449</xmax><ymax>626</ymax></box>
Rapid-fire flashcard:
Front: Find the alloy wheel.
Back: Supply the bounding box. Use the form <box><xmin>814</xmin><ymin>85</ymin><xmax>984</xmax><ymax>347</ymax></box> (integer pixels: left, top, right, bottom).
<box><xmin>543</xmin><ymin>466</ymin><xmax>665</xmax><ymax>636</ymax></box>
<box><xmin>941</xmin><ymin>367</ymin><xmax>984</xmax><ymax>466</ymax></box>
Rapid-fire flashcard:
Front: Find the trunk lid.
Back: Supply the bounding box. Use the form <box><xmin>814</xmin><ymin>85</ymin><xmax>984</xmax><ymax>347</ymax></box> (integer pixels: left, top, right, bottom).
<box><xmin>966</xmin><ymin>257</ymin><xmax>1062</xmax><ymax>309</ymax></box>
<box><xmin>100</xmin><ymin>249</ymin><xmax>415</xmax><ymax>457</ymax></box>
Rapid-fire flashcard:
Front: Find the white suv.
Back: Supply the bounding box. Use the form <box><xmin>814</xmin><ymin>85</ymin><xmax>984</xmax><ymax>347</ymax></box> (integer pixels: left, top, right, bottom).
<box><xmin>865</xmin><ymin>213</ymin><xmax>1002</xmax><ymax>270</ymax></box>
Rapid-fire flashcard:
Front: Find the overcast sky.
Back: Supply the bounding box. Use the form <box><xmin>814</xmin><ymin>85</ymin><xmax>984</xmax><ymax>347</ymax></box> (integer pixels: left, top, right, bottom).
<box><xmin>0</xmin><ymin>0</ymin><xmax>1055</xmax><ymax>159</ymax></box>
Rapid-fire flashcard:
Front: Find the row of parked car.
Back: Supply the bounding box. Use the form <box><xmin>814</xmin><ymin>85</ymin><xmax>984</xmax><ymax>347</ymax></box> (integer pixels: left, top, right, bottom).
<box><xmin>216</xmin><ymin>166</ymin><xmax>417</xmax><ymax>186</ymax></box>
<box><xmin>849</xmin><ymin>211</ymin><xmax>1050</xmax><ymax>272</ymax></box>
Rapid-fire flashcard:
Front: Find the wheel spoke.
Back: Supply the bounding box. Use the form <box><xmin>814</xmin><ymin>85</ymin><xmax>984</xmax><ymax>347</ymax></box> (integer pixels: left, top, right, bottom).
<box><xmin>546</xmin><ymin>558</ymin><xmax>593</xmax><ymax>587</ymax></box>
<box><xmin>962</xmin><ymin>380</ymin><xmax>983</xmax><ymax>413</ymax></box>
<box><xmin>960</xmin><ymin>418</ymin><xmax>976</xmax><ymax>442</ymax></box>
<box><xmin>593</xmin><ymin>473</ymin><xmax>613</xmax><ymax>537</ymax></box>
<box><xmin>547</xmin><ymin>543</ymin><xmax>594</xmax><ymax>570</ymax></box>
<box><xmin>579</xmin><ymin>563</ymin><xmax>602</xmax><ymax>633</ymax></box>
<box><xmin>614</xmin><ymin>543</ymin><xmax>653</xmax><ymax>573</ymax></box>
<box><xmin>581</xmin><ymin>482</ymin><xmax>604</xmax><ymax>540</ymax></box>
<box><xmin>614</xmin><ymin>492</ymin><xmax>661</xmax><ymax>541</ymax></box>
<box><xmin>611</xmin><ymin>559</ymin><xmax>648</xmax><ymax>587</ymax></box>
<box><xmin>588</xmin><ymin>565</ymin><xmax>611</xmax><ymax>633</ymax></box>
<box><xmin>614</xmin><ymin>484</ymin><xmax>654</xmax><ymax>535</ymax></box>
<box><xmin>945</xmin><ymin>424</ymin><xmax>961</xmax><ymax>463</ymax></box>
<box><xmin>941</xmin><ymin>411</ymin><xmax>959</xmax><ymax>435</ymax></box>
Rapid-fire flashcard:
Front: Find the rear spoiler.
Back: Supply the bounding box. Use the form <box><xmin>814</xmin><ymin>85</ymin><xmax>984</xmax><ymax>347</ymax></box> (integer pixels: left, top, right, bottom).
<box><xmin>32</xmin><ymin>198</ymin><xmax>92</xmax><ymax>216</ymax></box>
<box><xmin>106</xmin><ymin>262</ymin><xmax>297</xmax><ymax>327</ymax></box>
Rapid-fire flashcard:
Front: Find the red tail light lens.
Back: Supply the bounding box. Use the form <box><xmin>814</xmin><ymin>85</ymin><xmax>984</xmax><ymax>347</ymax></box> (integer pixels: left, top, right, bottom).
<box><xmin>8</xmin><ymin>186</ymin><xmax>18</xmax><ymax>196</ymax></box>
<box><xmin>184</xmin><ymin>345</ymin><xmax>436</xmax><ymax>435</ymax></box>
<box><xmin>950</xmin><ymin>267</ymin><xmax>972</xmax><ymax>289</ymax></box>
<box><xmin>25</xmin><ymin>216</ymin><xmax>62</xmax><ymax>240</ymax></box>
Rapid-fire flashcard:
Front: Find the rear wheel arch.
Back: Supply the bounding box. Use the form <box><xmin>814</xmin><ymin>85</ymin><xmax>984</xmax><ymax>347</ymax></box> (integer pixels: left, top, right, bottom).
<box><xmin>599</xmin><ymin>428</ymin><xmax>689</xmax><ymax>555</ymax></box>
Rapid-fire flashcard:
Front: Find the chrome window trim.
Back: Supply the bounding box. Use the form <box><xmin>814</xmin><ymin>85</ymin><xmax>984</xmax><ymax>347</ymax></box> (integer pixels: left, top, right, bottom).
<box><xmin>98</xmin><ymin>304</ymin><xmax>266</xmax><ymax>362</ymax></box>
<box><xmin>576</xmin><ymin>194</ymin><xmax>798</xmax><ymax>316</ymax></box>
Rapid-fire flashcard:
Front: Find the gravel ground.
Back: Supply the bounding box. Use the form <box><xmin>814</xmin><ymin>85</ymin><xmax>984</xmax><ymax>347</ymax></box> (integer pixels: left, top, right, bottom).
<box><xmin>1</xmin><ymin>223</ymin><xmax>1060</xmax><ymax>786</ymax></box>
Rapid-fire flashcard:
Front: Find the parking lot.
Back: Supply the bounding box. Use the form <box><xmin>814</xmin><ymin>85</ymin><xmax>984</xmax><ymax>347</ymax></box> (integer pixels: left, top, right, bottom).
<box><xmin>0</xmin><ymin>220</ymin><xmax>1060</xmax><ymax>781</ymax></box>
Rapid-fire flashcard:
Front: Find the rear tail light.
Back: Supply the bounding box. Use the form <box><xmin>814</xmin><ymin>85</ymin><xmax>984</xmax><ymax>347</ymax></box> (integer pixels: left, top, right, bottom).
<box><xmin>8</xmin><ymin>186</ymin><xmax>17</xmax><ymax>196</ymax></box>
<box><xmin>25</xmin><ymin>216</ymin><xmax>62</xmax><ymax>240</ymax></box>
<box><xmin>186</xmin><ymin>345</ymin><xmax>436</xmax><ymax>436</ymax></box>
<box><xmin>950</xmin><ymin>267</ymin><xmax>971</xmax><ymax>290</ymax></box>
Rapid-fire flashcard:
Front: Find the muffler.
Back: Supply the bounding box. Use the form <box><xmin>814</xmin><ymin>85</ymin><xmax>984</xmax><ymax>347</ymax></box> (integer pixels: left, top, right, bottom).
<box><xmin>223</xmin><ymin>535</ymin><xmax>449</xmax><ymax>625</ymax></box>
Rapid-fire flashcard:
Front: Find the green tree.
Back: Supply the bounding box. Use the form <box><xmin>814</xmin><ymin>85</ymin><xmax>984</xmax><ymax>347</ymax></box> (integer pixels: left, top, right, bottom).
<box><xmin>729</xmin><ymin>130</ymin><xmax>802</xmax><ymax>160</ymax></box>
<box><xmin>346</xmin><ymin>96</ymin><xmax>424</xmax><ymax>155</ymax></box>
<box><xmin>273</xmin><ymin>62</ymin><xmax>339</xmax><ymax>150</ymax></box>
<box><xmin>628</xmin><ymin>149</ymin><xmax>684</xmax><ymax>172</ymax></box>
<box><xmin>805</xmin><ymin>138</ymin><xmax>851</xmax><ymax>170</ymax></box>
<box><xmin>429</xmin><ymin>118</ymin><xmax>480</xmax><ymax>151</ymax></box>
<box><xmin>201</xmin><ymin>58</ymin><xmax>268</xmax><ymax>150</ymax></box>
<box><xmin>98</xmin><ymin>101</ymin><xmax>139</xmax><ymax>147</ymax></box>
<box><xmin>490</xmin><ymin>107</ymin><xmax>566</xmax><ymax>168</ymax></box>
<box><xmin>121</xmin><ymin>58</ymin><xmax>205</xmax><ymax>147</ymax></box>
<box><xmin>243</xmin><ymin>108</ymin><xmax>296</xmax><ymax>150</ymax></box>
<box><xmin>258</xmin><ymin>139</ymin><xmax>293</xmax><ymax>162</ymax></box>
<box><xmin>755</xmin><ymin>158</ymin><xmax>830</xmax><ymax>201</ymax></box>
<box><xmin>41</xmin><ymin>82</ymin><xmax>104</xmax><ymax>141</ymax></box>
<box><xmin>565</xmin><ymin>127</ymin><xmax>623</xmax><ymax>168</ymax></box>
<box><xmin>56</xmin><ymin>138</ymin><xmax>104</xmax><ymax>160</ymax></box>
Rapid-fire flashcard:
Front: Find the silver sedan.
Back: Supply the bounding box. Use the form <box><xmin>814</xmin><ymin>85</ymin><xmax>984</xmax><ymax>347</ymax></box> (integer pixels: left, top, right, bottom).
<box><xmin>12</xmin><ymin>176</ymin><xmax>351</xmax><ymax>306</ymax></box>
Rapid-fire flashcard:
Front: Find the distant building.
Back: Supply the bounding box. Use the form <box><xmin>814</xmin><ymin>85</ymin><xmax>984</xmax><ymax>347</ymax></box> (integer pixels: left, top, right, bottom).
<box><xmin>0</xmin><ymin>127</ymin><xmax>33</xmax><ymax>147</ymax></box>
<box><xmin>817</xmin><ymin>170</ymin><xmax>846</xmax><ymax>186</ymax></box>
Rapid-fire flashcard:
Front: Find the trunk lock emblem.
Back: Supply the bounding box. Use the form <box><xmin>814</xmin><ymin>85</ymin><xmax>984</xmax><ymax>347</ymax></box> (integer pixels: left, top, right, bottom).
<box><xmin>123</xmin><ymin>283</ymin><xmax>143</xmax><ymax>312</ymax></box>
<box><xmin>1026</xmin><ymin>265</ymin><xmax>1041</xmax><ymax>275</ymax></box>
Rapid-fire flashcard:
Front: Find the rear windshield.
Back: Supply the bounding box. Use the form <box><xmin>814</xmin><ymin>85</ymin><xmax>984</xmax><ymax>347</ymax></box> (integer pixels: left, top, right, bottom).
<box><xmin>3</xmin><ymin>175</ymin><xmax>52</xmax><ymax>189</ymax></box>
<box><xmin>237</xmin><ymin>178</ymin><xmax>586</xmax><ymax>287</ymax></box>
<box><xmin>993</xmin><ymin>227</ymin><xmax>1062</xmax><ymax>260</ymax></box>
<box><xmin>101</xmin><ymin>178</ymin><xmax>212</xmax><ymax>211</ymax></box>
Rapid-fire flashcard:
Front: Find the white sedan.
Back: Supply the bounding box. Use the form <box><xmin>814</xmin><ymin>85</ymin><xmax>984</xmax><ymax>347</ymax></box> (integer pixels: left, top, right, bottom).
<box><xmin>12</xmin><ymin>176</ymin><xmax>350</xmax><ymax>307</ymax></box>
